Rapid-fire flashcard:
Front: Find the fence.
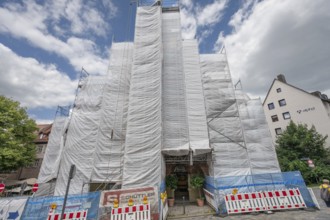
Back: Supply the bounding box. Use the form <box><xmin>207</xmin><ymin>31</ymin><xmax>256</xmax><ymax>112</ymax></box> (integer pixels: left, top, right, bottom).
<box><xmin>204</xmin><ymin>171</ymin><xmax>315</xmax><ymax>214</ymax></box>
<box><xmin>21</xmin><ymin>191</ymin><xmax>100</xmax><ymax>220</ymax></box>
<box><xmin>0</xmin><ymin>196</ymin><xmax>28</xmax><ymax>220</ymax></box>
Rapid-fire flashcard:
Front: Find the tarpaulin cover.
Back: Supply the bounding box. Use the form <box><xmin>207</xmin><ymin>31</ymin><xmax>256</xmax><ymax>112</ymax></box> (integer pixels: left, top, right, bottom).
<box><xmin>53</xmin><ymin>42</ymin><xmax>133</xmax><ymax>195</ymax></box>
<box><xmin>90</xmin><ymin>42</ymin><xmax>133</xmax><ymax>183</ymax></box>
<box><xmin>236</xmin><ymin>94</ymin><xmax>280</xmax><ymax>174</ymax></box>
<box><xmin>40</xmin><ymin>3</ymin><xmax>281</xmax><ymax>194</ymax></box>
<box><xmin>182</xmin><ymin>39</ymin><xmax>210</xmax><ymax>155</ymax></box>
<box><xmin>38</xmin><ymin>115</ymin><xmax>69</xmax><ymax>183</ymax></box>
<box><xmin>205</xmin><ymin>171</ymin><xmax>315</xmax><ymax>214</ymax></box>
<box><xmin>21</xmin><ymin>191</ymin><xmax>100</xmax><ymax>220</ymax></box>
<box><xmin>0</xmin><ymin>197</ymin><xmax>27</xmax><ymax>220</ymax></box>
<box><xmin>122</xmin><ymin>6</ymin><xmax>164</xmax><ymax>189</ymax></box>
<box><xmin>200</xmin><ymin>53</ymin><xmax>249</xmax><ymax>177</ymax></box>
<box><xmin>55</xmin><ymin>76</ymin><xmax>106</xmax><ymax>195</ymax></box>
<box><xmin>161</xmin><ymin>10</ymin><xmax>189</xmax><ymax>156</ymax></box>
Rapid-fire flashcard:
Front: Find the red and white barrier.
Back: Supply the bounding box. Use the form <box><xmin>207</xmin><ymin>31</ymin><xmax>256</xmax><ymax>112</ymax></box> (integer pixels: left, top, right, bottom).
<box><xmin>225</xmin><ymin>192</ymin><xmax>266</xmax><ymax>214</ymax></box>
<box><xmin>47</xmin><ymin>210</ymin><xmax>88</xmax><ymax>220</ymax></box>
<box><xmin>203</xmin><ymin>189</ymin><xmax>217</xmax><ymax>210</ymax></box>
<box><xmin>111</xmin><ymin>204</ymin><xmax>151</xmax><ymax>220</ymax></box>
<box><xmin>225</xmin><ymin>188</ymin><xmax>306</xmax><ymax>215</ymax></box>
<box><xmin>263</xmin><ymin>189</ymin><xmax>306</xmax><ymax>211</ymax></box>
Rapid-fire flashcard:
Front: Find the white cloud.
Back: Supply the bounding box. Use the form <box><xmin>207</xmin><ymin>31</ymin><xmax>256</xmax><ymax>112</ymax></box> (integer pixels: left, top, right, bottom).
<box><xmin>180</xmin><ymin>0</ymin><xmax>227</xmax><ymax>41</ymax></box>
<box><xmin>0</xmin><ymin>44</ymin><xmax>77</xmax><ymax>108</ymax></box>
<box><xmin>196</xmin><ymin>0</ymin><xmax>227</xmax><ymax>27</ymax></box>
<box><xmin>216</xmin><ymin>0</ymin><xmax>330</xmax><ymax>99</ymax></box>
<box><xmin>35</xmin><ymin>118</ymin><xmax>54</xmax><ymax>125</ymax></box>
<box><xmin>0</xmin><ymin>0</ymin><xmax>113</xmax><ymax>75</ymax></box>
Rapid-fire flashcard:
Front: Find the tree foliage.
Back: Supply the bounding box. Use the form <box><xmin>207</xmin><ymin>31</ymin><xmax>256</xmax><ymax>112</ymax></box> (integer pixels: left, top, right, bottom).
<box><xmin>276</xmin><ymin>121</ymin><xmax>330</xmax><ymax>184</ymax></box>
<box><xmin>0</xmin><ymin>96</ymin><xmax>37</xmax><ymax>171</ymax></box>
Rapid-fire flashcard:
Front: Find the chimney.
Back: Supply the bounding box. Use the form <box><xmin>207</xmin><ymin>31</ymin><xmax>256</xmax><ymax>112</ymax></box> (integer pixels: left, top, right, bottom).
<box><xmin>277</xmin><ymin>74</ymin><xmax>286</xmax><ymax>83</ymax></box>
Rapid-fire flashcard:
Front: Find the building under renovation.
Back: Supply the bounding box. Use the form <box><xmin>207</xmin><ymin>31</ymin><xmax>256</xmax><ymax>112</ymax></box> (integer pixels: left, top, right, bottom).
<box><xmin>38</xmin><ymin>2</ymin><xmax>280</xmax><ymax>201</ymax></box>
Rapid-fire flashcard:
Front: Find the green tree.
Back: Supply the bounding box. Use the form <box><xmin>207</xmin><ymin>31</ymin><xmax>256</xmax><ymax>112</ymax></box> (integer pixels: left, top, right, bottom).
<box><xmin>276</xmin><ymin>121</ymin><xmax>330</xmax><ymax>184</ymax></box>
<box><xmin>0</xmin><ymin>96</ymin><xmax>37</xmax><ymax>171</ymax></box>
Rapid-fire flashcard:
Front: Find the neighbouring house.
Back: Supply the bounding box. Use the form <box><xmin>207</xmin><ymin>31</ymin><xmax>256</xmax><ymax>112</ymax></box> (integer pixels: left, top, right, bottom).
<box><xmin>1</xmin><ymin>124</ymin><xmax>52</xmax><ymax>183</ymax></box>
<box><xmin>263</xmin><ymin>74</ymin><xmax>330</xmax><ymax>147</ymax></box>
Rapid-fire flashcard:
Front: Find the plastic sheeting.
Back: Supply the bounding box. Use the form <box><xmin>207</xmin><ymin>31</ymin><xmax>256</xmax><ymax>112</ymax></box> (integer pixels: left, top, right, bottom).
<box><xmin>90</xmin><ymin>42</ymin><xmax>133</xmax><ymax>183</ymax></box>
<box><xmin>122</xmin><ymin>6</ymin><xmax>164</xmax><ymax>189</ymax></box>
<box><xmin>182</xmin><ymin>39</ymin><xmax>210</xmax><ymax>155</ymax></box>
<box><xmin>236</xmin><ymin>92</ymin><xmax>280</xmax><ymax>174</ymax></box>
<box><xmin>55</xmin><ymin>76</ymin><xmax>106</xmax><ymax>195</ymax></box>
<box><xmin>44</xmin><ymin>3</ymin><xmax>281</xmax><ymax>194</ymax></box>
<box><xmin>21</xmin><ymin>192</ymin><xmax>100</xmax><ymax>220</ymax></box>
<box><xmin>200</xmin><ymin>53</ymin><xmax>250</xmax><ymax>177</ymax></box>
<box><xmin>38</xmin><ymin>115</ymin><xmax>69</xmax><ymax>183</ymax></box>
<box><xmin>34</xmin><ymin>181</ymin><xmax>56</xmax><ymax>197</ymax></box>
<box><xmin>0</xmin><ymin>197</ymin><xmax>27</xmax><ymax>220</ymax></box>
<box><xmin>161</xmin><ymin>10</ymin><xmax>189</xmax><ymax>156</ymax></box>
<box><xmin>205</xmin><ymin>171</ymin><xmax>315</xmax><ymax>214</ymax></box>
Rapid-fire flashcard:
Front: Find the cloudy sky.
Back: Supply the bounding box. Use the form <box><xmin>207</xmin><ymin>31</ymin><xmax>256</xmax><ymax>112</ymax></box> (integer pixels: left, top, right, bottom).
<box><xmin>0</xmin><ymin>0</ymin><xmax>329</xmax><ymax>123</ymax></box>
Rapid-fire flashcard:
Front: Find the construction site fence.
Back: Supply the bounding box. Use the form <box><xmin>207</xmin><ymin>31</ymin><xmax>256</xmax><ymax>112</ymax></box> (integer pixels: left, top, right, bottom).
<box><xmin>21</xmin><ymin>191</ymin><xmax>100</xmax><ymax>220</ymax></box>
<box><xmin>204</xmin><ymin>171</ymin><xmax>316</xmax><ymax>214</ymax></box>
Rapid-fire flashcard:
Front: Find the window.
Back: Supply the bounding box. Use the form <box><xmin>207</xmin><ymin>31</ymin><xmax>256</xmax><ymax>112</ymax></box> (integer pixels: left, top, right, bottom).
<box><xmin>275</xmin><ymin>128</ymin><xmax>282</xmax><ymax>135</ymax></box>
<box><xmin>34</xmin><ymin>159</ymin><xmax>42</xmax><ymax>167</ymax></box>
<box><xmin>283</xmin><ymin>112</ymin><xmax>291</xmax><ymax>120</ymax></box>
<box><xmin>279</xmin><ymin>99</ymin><xmax>286</xmax><ymax>106</ymax></box>
<box><xmin>271</xmin><ymin>115</ymin><xmax>279</xmax><ymax>122</ymax></box>
<box><xmin>268</xmin><ymin>103</ymin><xmax>275</xmax><ymax>110</ymax></box>
<box><xmin>36</xmin><ymin>145</ymin><xmax>43</xmax><ymax>153</ymax></box>
<box><xmin>276</xmin><ymin>88</ymin><xmax>282</xmax><ymax>93</ymax></box>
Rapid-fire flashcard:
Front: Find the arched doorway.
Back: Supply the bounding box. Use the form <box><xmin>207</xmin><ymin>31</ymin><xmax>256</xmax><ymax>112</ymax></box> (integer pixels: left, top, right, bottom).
<box><xmin>166</xmin><ymin>161</ymin><xmax>209</xmax><ymax>202</ymax></box>
<box><xmin>173</xmin><ymin>165</ymin><xmax>188</xmax><ymax>201</ymax></box>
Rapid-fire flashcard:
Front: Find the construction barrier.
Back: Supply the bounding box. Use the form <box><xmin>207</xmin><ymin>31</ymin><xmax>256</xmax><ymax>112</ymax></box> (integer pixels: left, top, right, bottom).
<box><xmin>225</xmin><ymin>192</ymin><xmax>267</xmax><ymax>214</ymax></box>
<box><xmin>203</xmin><ymin>189</ymin><xmax>217</xmax><ymax>210</ymax></box>
<box><xmin>21</xmin><ymin>191</ymin><xmax>100</xmax><ymax>220</ymax></box>
<box><xmin>225</xmin><ymin>188</ymin><xmax>306</xmax><ymax>215</ymax></box>
<box><xmin>263</xmin><ymin>188</ymin><xmax>306</xmax><ymax>211</ymax></box>
<box><xmin>100</xmin><ymin>187</ymin><xmax>158</xmax><ymax>220</ymax></box>
<box><xmin>205</xmin><ymin>171</ymin><xmax>316</xmax><ymax>215</ymax></box>
<box><xmin>47</xmin><ymin>210</ymin><xmax>88</xmax><ymax>220</ymax></box>
<box><xmin>111</xmin><ymin>203</ymin><xmax>151</xmax><ymax>220</ymax></box>
<box><xmin>0</xmin><ymin>196</ymin><xmax>28</xmax><ymax>220</ymax></box>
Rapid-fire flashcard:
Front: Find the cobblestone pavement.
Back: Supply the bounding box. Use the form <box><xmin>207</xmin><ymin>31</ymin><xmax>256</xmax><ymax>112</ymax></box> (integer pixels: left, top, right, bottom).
<box><xmin>167</xmin><ymin>188</ymin><xmax>330</xmax><ymax>220</ymax></box>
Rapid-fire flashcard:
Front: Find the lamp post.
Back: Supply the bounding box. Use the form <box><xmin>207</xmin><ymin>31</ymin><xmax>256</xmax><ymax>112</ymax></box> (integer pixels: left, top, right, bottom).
<box><xmin>61</xmin><ymin>164</ymin><xmax>76</xmax><ymax>220</ymax></box>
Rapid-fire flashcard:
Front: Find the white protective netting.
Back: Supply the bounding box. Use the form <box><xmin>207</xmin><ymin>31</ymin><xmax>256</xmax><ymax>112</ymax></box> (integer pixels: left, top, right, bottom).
<box><xmin>38</xmin><ymin>115</ymin><xmax>69</xmax><ymax>183</ymax></box>
<box><xmin>236</xmin><ymin>91</ymin><xmax>280</xmax><ymax>174</ymax></box>
<box><xmin>161</xmin><ymin>10</ymin><xmax>189</xmax><ymax>156</ymax></box>
<box><xmin>182</xmin><ymin>39</ymin><xmax>210</xmax><ymax>155</ymax></box>
<box><xmin>55</xmin><ymin>76</ymin><xmax>106</xmax><ymax>195</ymax></box>
<box><xmin>45</xmin><ymin>4</ymin><xmax>281</xmax><ymax>194</ymax></box>
<box><xmin>90</xmin><ymin>42</ymin><xmax>133</xmax><ymax>183</ymax></box>
<box><xmin>200</xmin><ymin>53</ymin><xmax>251</xmax><ymax>177</ymax></box>
<box><xmin>121</xmin><ymin>6</ymin><xmax>164</xmax><ymax>189</ymax></box>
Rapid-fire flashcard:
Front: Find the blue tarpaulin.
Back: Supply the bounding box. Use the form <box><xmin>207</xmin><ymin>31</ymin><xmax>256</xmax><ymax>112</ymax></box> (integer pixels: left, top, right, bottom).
<box><xmin>21</xmin><ymin>191</ymin><xmax>100</xmax><ymax>220</ymax></box>
<box><xmin>205</xmin><ymin>171</ymin><xmax>315</xmax><ymax>214</ymax></box>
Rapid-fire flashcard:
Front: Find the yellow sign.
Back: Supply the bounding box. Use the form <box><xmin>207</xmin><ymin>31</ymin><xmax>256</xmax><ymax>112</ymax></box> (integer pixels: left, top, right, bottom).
<box><xmin>113</xmin><ymin>199</ymin><xmax>119</xmax><ymax>208</ymax></box>
<box><xmin>50</xmin><ymin>203</ymin><xmax>57</xmax><ymax>209</ymax></box>
<box><xmin>143</xmin><ymin>195</ymin><xmax>148</xmax><ymax>204</ymax></box>
<box><xmin>232</xmin><ymin>188</ymin><xmax>238</xmax><ymax>195</ymax></box>
<box><xmin>128</xmin><ymin>197</ymin><xmax>134</xmax><ymax>206</ymax></box>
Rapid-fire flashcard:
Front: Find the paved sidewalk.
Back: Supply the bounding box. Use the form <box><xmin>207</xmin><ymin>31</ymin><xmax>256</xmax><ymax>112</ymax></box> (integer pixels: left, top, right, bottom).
<box><xmin>167</xmin><ymin>188</ymin><xmax>330</xmax><ymax>220</ymax></box>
